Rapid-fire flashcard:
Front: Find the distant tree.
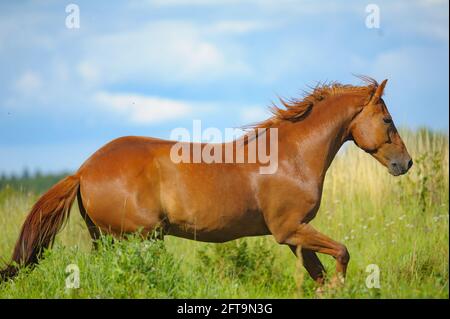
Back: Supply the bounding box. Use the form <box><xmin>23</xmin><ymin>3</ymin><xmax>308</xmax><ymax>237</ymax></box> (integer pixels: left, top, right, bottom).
<box><xmin>0</xmin><ymin>171</ymin><xmax>70</xmax><ymax>194</ymax></box>
<box><xmin>22</xmin><ymin>167</ymin><xmax>30</xmax><ymax>180</ymax></box>
<box><xmin>35</xmin><ymin>169</ymin><xmax>42</xmax><ymax>179</ymax></box>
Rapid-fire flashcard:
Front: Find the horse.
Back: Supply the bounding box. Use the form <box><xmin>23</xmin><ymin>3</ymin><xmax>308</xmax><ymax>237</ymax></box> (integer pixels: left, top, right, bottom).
<box><xmin>0</xmin><ymin>77</ymin><xmax>412</xmax><ymax>287</ymax></box>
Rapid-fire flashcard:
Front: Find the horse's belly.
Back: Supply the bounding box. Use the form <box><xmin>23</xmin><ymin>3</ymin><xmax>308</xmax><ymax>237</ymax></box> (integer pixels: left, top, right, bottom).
<box><xmin>165</xmin><ymin>209</ymin><xmax>270</xmax><ymax>243</ymax></box>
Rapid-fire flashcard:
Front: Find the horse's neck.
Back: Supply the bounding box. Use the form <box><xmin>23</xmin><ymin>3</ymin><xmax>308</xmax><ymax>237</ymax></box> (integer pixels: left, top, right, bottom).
<box><xmin>280</xmin><ymin>97</ymin><xmax>359</xmax><ymax>181</ymax></box>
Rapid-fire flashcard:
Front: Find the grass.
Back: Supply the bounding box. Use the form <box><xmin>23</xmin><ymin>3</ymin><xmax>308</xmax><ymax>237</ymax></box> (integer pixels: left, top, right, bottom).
<box><xmin>0</xmin><ymin>128</ymin><xmax>448</xmax><ymax>298</ymax></box>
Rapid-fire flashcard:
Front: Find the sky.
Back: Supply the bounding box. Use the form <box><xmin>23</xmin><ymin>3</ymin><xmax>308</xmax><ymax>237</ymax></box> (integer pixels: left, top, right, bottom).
<box><xmin>0</xmin><ymin>0</ymin><xmax>448</xmax><ymax>174</ymax></box>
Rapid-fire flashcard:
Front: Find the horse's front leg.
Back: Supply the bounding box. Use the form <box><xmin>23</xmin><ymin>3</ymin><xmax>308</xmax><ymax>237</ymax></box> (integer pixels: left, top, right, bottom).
<box><xmin>289</xmin><ymin>246</ymin><xmax>326</xmax><ymax>285</ymax></box>
<box><xmin>278</xmin><ymin>223</ymin><xmax>350</xmax><ymax>284</ymax></box>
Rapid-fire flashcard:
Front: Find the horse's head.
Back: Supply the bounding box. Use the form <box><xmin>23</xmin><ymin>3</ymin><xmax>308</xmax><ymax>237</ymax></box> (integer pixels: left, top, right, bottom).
<box><xmin>349</xmin><ymin>79</ymin><xmax>412</xmax><ymax>176</ymax></box>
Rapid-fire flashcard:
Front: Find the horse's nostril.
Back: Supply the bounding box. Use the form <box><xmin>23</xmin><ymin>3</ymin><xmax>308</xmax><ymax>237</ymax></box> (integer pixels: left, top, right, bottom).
<box><xmin>408</xmin><ymin>159</ymin><xmax>413</xmax><ymax>169</ymax></box>
<box><xmin>391</xmin><ymin>162</ymin><xmax>398</xmax><ymax>167</ymax></box>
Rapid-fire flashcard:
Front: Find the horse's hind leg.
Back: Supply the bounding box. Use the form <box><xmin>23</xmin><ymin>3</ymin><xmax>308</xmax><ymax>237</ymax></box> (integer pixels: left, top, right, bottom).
<box><xmin>77</xmin><ymin>189</ymin><xmax>101</xmax><ymax>249</ymax></box>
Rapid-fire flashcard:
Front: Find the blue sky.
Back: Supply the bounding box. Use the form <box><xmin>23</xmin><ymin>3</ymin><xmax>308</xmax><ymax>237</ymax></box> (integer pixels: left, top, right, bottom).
<box><xmin>0</xmin><ymin>0</ymin><xmax>448</xmax><ymax>174</ymax></box>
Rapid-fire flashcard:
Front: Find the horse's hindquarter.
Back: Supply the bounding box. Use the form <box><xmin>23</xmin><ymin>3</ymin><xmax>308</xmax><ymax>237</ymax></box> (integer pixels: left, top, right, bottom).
<box><xmin>77</xmin><ymin>136</ymin><xmax>269</xmax><ymax>241</ymax></box>
<box><xmin>78</xmin><ymin>136</ymin><xmax>167</xmax><ymax>235</ymax></box>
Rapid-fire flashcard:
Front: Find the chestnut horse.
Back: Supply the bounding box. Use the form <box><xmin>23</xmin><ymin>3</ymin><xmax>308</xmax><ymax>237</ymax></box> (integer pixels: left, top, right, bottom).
<box><xmin>1</xmin><ymin>77</ymin><xmax>412</xmax><ymax>286</ymax></box>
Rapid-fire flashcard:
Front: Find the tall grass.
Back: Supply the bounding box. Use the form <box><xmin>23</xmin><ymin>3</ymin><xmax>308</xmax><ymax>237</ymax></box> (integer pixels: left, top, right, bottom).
<box><xmin>0</xmin><ymin>129</ymin><xmax>448</xmax><ymax>298</ymax></box>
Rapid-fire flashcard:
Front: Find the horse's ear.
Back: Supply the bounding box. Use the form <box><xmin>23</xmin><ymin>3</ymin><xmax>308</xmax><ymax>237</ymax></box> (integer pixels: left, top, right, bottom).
<box><xmin>372</xmin><ymin>79</ymin><xmax>388</xmax><ymax>103</ymax></box>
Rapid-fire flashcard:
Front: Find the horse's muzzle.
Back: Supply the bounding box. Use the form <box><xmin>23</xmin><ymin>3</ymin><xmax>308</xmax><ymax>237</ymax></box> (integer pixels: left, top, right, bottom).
<box><xmin>389</xmin><ymin>158</ymin><xmax>413</xmax><ymax>176</ymax></box>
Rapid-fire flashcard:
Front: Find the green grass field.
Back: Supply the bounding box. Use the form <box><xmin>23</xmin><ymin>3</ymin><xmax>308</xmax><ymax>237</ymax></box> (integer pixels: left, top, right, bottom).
<box><xmin>0</xmin><ymin>129</ymin><xmax>448</xmax><ymax>298</ymax></box>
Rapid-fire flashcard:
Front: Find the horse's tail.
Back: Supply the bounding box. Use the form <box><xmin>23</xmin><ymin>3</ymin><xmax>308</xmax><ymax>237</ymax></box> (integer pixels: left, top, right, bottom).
<box><xmin>1</xmin><ymin>175</ymin><xmax>80</xmax><ymax>281</ymax></box>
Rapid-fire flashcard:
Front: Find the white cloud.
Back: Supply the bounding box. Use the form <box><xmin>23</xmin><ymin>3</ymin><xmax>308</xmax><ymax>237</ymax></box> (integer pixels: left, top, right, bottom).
<box><xmin>418</xmin><ymin>0</ymin><xmax>448</xmax><ymax>7</ymax></box>
<box><xmin>77</xmin><ymin>62</ymin><xmax>100</xmax><ymax>85</ymax></box>
<box><xmin>148</xmin><ymin>0</ymin><xmax>353</xmax><ymax>14</ymax></box>
<box><xmin>6</xmin><ymin>62</ymin><xmax>85</xmax><ymax>112</ymax></box>
<box><xmin>13</xmin><ymin>70</ymin><xmax>42</xmax><ymax>94</ymax></box>
<box><xmin>93</xmin><ymin>91</ymin><xmax>193</xmax><ymax>124</ymax></box>
<box><xmin>370</xmin><ymin>46</ymin><xmax>445</xmax><ymax>84</ymax></box>
<box><xmin>79</xmin><ymin>21</ymin><xmax>251</xmax><ymax>86</ymax></box>
<box><xmin>381</xmin><ymin>0</ymin><xmax>449</xmax><ymax>44</ymax></box>
<box><xmin>148</xmin><ymin>0</ymin><xmax>242</xmax><ymax>6</ymax></box>
<box><xmin>416</xmin><ymin>23</ymin><xmax>449</xmax><ymax>43</ymax></box>
<box><xmin>207</xmin><ymin>20</ymin><xmax>270</xmax><ymax>34</ymax></box>
<box><xmin>240</xmin><ymin>106</ymin><xmax>271</xmax><ymax>123</ymax></box>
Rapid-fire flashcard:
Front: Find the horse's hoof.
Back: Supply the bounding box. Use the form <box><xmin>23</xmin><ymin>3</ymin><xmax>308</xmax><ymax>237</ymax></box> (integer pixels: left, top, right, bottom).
<box><xmin>315</xmin><ymin>286</ymin><xmax>325</xmax><ymax>298</ymax></box>
<box><xmin>327</xmin><ymin>273</ymin><xmax>345</xmax><ymax>290</ymax></box>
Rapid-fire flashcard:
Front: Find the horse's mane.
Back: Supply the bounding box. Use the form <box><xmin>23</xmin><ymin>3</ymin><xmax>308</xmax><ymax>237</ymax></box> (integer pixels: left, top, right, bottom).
<box><xmin>246</xmin><ymin>76</ymin><xmax>379</xmax><ymax>129</ymax></box>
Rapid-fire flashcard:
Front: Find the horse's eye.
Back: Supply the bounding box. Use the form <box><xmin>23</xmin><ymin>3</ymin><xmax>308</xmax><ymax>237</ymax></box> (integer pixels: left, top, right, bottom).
<box><xmin>383</xmin><ymin>118</ymin><xmax>392</xmax><ymax>124</ymax></box>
